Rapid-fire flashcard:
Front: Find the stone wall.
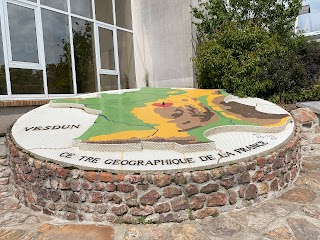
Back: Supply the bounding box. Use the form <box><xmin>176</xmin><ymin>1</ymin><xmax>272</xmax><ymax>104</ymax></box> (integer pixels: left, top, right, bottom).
<box><xmin>5</xmin><ymin>127</ymin><xmax>301</xmax><ymax>224</ymax></box>
<box><xmin>0</xmin><ymin>137</ymin><xmax>11</xmax><ymax>198</ymax></box>
<box><xmin>291</xmin><ymin>108</ymin><xmax>320</xmax><ymax>157</ymax></box>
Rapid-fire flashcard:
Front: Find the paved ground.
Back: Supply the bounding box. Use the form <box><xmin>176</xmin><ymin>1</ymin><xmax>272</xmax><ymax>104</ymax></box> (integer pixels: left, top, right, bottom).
<box><xmin>297</xmin><ymin>101</ymin><xmax>320</xmax><ymax>115</ymax></box>
<box><xmin>1</xmin><ymin>105</ymin><xmax>320</xmax><ymax>239</ymax></box>
<box><xmin>0</xmin><ymin>107</ymin><xmax>36</xmax><ymax>134</ymax></box>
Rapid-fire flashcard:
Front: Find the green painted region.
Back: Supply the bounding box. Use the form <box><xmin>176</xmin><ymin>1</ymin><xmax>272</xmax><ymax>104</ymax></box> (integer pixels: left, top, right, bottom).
<box><xmin>53</xmin><ymin>88</ymin><xmax>187</xmax><ymax>141</ymax></box>
<box><xmin>187</xmin><ymin>120</ymin><xmax>253</xmax><ymax>142</ymax></box>
<box><xmin>218</xmin><ymin>89</ymin><xmax>229</xmax><ymax>97</ymax></box>
<box><xmin>189</xmin><ymin>95</ymin><xmax>254</xmax><ymax>142</ymax></box>
<box><xmin>52</xmin><ymin>87</ymin><xmax>285</xmax><ymax>144</ymax></box>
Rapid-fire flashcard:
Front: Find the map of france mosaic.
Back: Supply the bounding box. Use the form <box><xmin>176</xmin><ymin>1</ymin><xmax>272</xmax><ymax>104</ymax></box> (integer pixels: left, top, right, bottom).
<box><xmin>51</xmin><ymin>87</ymin><xmax>291</xmax><ymax>146</ymax></box>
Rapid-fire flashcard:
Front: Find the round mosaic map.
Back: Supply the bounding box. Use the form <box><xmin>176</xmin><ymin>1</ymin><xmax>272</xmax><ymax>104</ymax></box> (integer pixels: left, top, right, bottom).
<box><xmin>11</xmin><ymin>88</ymin><xmax>295</xmax><ymax>173</ymax></box>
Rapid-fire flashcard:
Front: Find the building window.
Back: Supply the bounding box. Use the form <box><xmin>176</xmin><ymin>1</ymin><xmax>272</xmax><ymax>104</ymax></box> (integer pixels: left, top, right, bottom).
<box><xmin>7</xmin><ymin>3</ymin><xmax>39</xmax><ymax>63</ymax></box>
<box><xmin>297</xmin><ymin>0</ymin><xmax>320</xmax><ymax>38</ymax></box>
<box><xmin>70</xmin><ymin>0</ymin><xmax>92</xmax><ymax>19</ymax></box>
<box><xmin>116</xmin><ymin>0</ymin><xmax>132</xmax><ymax>30</ymax></box>
<box><xmin>98</xmin><ymin>27</ymin><xmax>115</xmax><ymax>70</ymax></box>
<box><xmin>0</xmin><ymin>19</ymin><xmax>6</xmax><ymax>95</ymax></box>
<box><xmin>100</xmin><ymin>74</ymin><xmax>118</xmax><ymax>91</ymax></box>
<box><xmin>10</xmin><ymin>68</ymin><xmax>43</xmax><ymax>94</ymax></box>
<box><xmin>118</xmin><ymin>30</ymin><xmax>136</xmax><ymax>89</ymax></box>
<box><xmin>72</xmin><ymin>17</ymin><xmax>96</xmax><ymax>93</ymax></box>
<box><xmin>95</xmin><ymin>0</ymin><xmax>113</xmax><ymax>24</ymax></box>
<box><xmin>0</xmin><ymin>0</ymin><xmax>136</xmax><ymax>99</ymax></box>
<box><xmin>42</xmin><ymin>9</ymin><xmax>73</xmax><ymax>94</ymax></box>
<box><xmin>40</xmin><ymin>0</ymin><xmax>68</xmax><ymax>12</ymax></box>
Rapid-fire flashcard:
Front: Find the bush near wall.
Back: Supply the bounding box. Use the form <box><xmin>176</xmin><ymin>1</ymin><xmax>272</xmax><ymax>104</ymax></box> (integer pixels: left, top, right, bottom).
<box><xmin>192</xmin><ymin>0</ymin><xmax>320</xmax><ymax>104</ymax></box>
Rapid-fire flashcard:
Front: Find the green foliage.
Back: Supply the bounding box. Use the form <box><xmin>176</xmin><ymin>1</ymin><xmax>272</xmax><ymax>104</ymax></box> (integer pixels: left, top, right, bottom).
<box><xmin>0</xmin><ymin>65</ymin><xmax>6</xmax><ymax>95</ymax></box>
<box><xmin>9</xmin><ymin>68</ymin><xmax>44</xmax><ymax>94</ymax></box>
<box><xmin>193</xmin><ymin>0</ymin><xmax>302</xmax><ymax>41</ymax></box>
<box><xmin>72</xmin><ymin>20</ymin><xmax>97</xmax><ymax>93</ymax></box>
<box><xmin>212</xmin><ymin>211</ymin><xmax>219</xmax><ymax>218</ymax></box>
<box><xmin>137</xmin><ymin>216</ymin><xmax>153</xmax><ymax>224</ymax></box>
<box><xmin>192</xmin><ymin>0</ymin><xmax>320</xmax><ymax>103</ymax></box>
<box><xmin>188</xmin><ymin>206</ymin><xmax>194</xmax><ymax>220</ymax></box>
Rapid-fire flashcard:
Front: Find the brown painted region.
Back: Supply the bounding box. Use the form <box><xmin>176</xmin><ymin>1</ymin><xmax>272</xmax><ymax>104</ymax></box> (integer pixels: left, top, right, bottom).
<box><xmin>142</xmin><ymin>136</ymin><xmax>199</xmax><ymax>144</ymax></box>
<box><xmin>213</xmin><ymin>90</ymin><xmax>222</xmax><ymax>95</ymax></box>
<box><xmin>154</xmin><ymin>104</ymin><xmax>219</xmax><ymax>132</ymax></box>
<box><xmin>85</xmin><ymin>138</ymin><xmax>141</xmax><ymax>144</ymax></box>
<box><xmin>213</xmin><ymin>96</ymin><xmax>289</xmax><ymax>125</ymax></box>
<box><xmin>85</xmin><ymin>136</ymin><xmax>198</xmax><ymax>145</ymax></box>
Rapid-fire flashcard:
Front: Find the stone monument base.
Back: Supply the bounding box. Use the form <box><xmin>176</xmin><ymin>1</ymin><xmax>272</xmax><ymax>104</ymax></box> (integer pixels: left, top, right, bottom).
<box><xmin>6</xmin><ymin>128</ymin><xmax>301</xmax><ymax>223</ymax></box>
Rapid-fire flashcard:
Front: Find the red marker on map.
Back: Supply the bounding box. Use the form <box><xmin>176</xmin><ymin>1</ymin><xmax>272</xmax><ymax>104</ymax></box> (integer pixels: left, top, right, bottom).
<box><xmin>152</xmin><ymin>102</ymin><xmax>173</xmax><ymax>108</ymax></box>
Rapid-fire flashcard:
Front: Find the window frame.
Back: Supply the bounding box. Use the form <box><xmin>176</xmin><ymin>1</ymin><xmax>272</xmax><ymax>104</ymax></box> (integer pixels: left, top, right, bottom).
<box><xmin>3</xmin><ymin>0</ymin><xmax>47</xmax><ymax>98</ymax></box>
<box><xmin>0</xmin><ymin>0</ymin><xmax>137</xmax><ymax>99</ymax></box>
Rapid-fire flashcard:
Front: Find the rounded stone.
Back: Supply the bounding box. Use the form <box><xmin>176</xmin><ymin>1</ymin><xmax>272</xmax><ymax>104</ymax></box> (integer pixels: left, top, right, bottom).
<box><xmin>195</xmin><ymin>208</ymin><xmax>218</xmax><ymax>219</ymax></box>
<box><xmin>258</xmin><ymin>182</ymin><xmax>269</xmax><ymax>195</ymax></box>
<box><xmin>154</xmin><ymin>203</ymin><xmax>171</xmax><ymax>213</ymax></box>
<box><xmin>252</xmin><ymin>170</ymin><xmax>264</xmax><ymax>182</ymax></box>
<box><xmin>190</xmin><ymin>195</ymin><xmax>206</xmax><ymax>210</ymax></box>
<box><xmin>111</xmin><ymin>205</ymin><xmax>128</xmax><ymax>216</ymax></box>
<box><xmin>185</xmin><ymin>184</ymin><xmax>199</xmax><ymax>197</ymax></box>
<box><xmin>207</xmin><ymin>192</ymin><xmax>227</xmax><ymax>207</ymax></box>
<box><xmin>129</xmin><ymin>206</ymin><xmax>154</xmax><ymax>216</ymax></box>
<box><xmin>163</xmin><ymin>186</ymin><xmax>182</xmax><ymax>198</ymax></box>
<box><xmin>245</xmin><ymin>184</ymin><xmax>258</xmax><ymax>200</ymax></box>
<box><xmin>210</xmin><ymin>168</ymin><xmax>225</xmax><ymax>179</ymax></box>
<box><xmin>99</xmin><ymin>172</ymin><xmax>114</xmax><ymax>183</ymax></box>
<box><xmin>191</xmin><ymin>171</ymin><xmax>209</xmax><ymax>183</ymax></box>
<box><xmin>228</xmin><ymin>190</ymin><xmax>237</xmax><ymax>205</ymax></box>
<box><xmin>171</xmin><ymin>196</ymin><xmax>189</xmax><ymax>211</ymax></box>
<box><xmin>154</xmin><ymin>174</ymin><xmax>171</xmax><ymax>188</ymax></box>
<box><xmin>117</xmin><ymin>183</ymin><xmax>134</xmax><ymax>193</ymax></box>
<box><xmin>200</xmin><ymin>183</ymin><xmax>219</xmax><ymax>194</ymax></box>
<box><xmin>83</xmin><ymin>172</ymin><xmax>97</xmax><ymax>182</ymax></box>
<box><xmin>68</xmin><ymin>193</ymin><xmax>80</xmax><ymax>203</ymax></box>
<box><xmin>90</xmin><ymin>192</ymin><xmax>103</xmax><ymax>203</ymax></box>
<box><xmin>238</xmin><ymin>172</ymin><xmax>251</xmax><ymax>184</ymax></box>
<box><xmin>174</xmin><ymin>173</ymin><xmax>187</xmax><ymax>185</ymax></box>
<box><xmin>220</xmin><ymin>176</ymin><xmax>235</xmax><ymax>189</ymax></box>
<box><xmin>140</xmin><ymin>190</ymin><xmax>161</xmax><ymax>205</ymax></box>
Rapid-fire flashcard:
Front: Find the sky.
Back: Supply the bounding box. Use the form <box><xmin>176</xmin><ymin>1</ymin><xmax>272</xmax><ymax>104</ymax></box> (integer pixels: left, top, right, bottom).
<box><xmin>303</xmin><ymin>0</ymin><xmax>320</xmax><ymax>12</ymax></box>
<box><xmin>299</xmin><ymin>0</ymin><xmax>320</xmax><ymax>33</ymax></box>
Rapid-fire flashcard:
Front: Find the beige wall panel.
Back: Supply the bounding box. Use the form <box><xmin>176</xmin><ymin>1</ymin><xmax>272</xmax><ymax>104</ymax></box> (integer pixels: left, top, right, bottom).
<box><xmin>133</xmin><ymin>0</ymin><xmax>195</xmax><ymax>88</ymax></box>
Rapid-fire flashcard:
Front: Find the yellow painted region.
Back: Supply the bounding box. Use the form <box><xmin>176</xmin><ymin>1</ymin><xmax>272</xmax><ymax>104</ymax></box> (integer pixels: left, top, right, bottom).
<box><xmin>87</xmin><ymin>90</ymin><xmax>218</xmax><ymax>142</ymax></box>
<box><xmin>85</xmin><ymin>89</ymin><xmax>290</xmax><ymax>143</ymax></box>
<box><xmin>183</xmin><ymin>89</ymin><xmax>217</xmax><ymax>98</ymax></box>
<box><xmin>129</xmin><ymin>89</ymin><xmax>224</xmax><ymax>139</ymax></box>
<box><xmin>265</xmin><ymin>116</ymin><xmax>291</xmax><ymax>127</ymax></box>
<box><xmin>167</xmin><ymin>91</ymin><xmax>179</xmax><ymax>94</ymax></box>
<box><xmin>132</xmin><ymin>101</ymin><xmax>190</xmax><ymax>139</ymax></box>
<box><xmin>169</xmin><ymin>89</ymin><xmax>215</xmax><ymax>109</ymax></box>
<box><xmin>88</xmin><ymin>129</ymin><xmax>156</xmax><ymax>141</ymax></box>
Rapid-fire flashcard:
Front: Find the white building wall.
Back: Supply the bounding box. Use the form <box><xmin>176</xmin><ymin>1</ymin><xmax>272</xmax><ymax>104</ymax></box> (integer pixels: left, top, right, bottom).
<box><xmin>132</xmin><ymin>0</ymin><xmax>195</xmax><ymax>88</ymax></box>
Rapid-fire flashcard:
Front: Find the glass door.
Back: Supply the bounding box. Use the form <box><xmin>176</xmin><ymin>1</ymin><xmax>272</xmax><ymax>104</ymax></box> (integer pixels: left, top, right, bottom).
<box><xmin>95</xmin><ymin>23</ymin><xmax>119</xmax><ymax>91</ymax></box>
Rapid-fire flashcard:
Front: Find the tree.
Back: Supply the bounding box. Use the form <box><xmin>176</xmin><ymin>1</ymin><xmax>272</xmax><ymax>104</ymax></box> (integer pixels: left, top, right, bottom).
<box><xmin>193</xmin><ymin>0</ymin><xmax>302</xmax><ymax>41</ymax></box>
<box><xmin>192</xmin><ymin>0</ymin><xmax>320</xmax><ymax>103</ymax></box>
<box><xmin>47</xmin><ymin>19</ymin><xmax>97</xmax><ymax>94</ymax></box>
